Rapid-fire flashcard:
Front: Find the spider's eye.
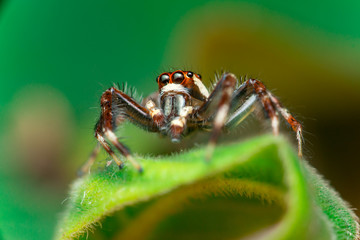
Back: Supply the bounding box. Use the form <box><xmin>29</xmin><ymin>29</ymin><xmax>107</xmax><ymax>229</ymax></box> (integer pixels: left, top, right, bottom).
<box><xmin>186</xmin><ymin>71</ymin><xmax>193</xmax><ymax>77</ymax></box>
<box><xmin>197</xmin><ymin>74</ymin><xmax>202</xmax><ymax>79</ymax></box>
<box><xmin>159</xmin><ymin>74</ymin><xmax>170</xmax><ymax>84</ymax></box>
<box><xmin>172</xmin><ymin>72</ymin><xmax>185</xmax><ymax>84</ymax></box>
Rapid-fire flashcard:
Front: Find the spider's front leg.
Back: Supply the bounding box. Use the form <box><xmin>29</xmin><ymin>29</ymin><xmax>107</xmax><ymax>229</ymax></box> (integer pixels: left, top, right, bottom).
<box><xmin>80</xmin><ymin>87</ymin><xmax>159</xmax><ymax>174</ymax></box>
<box><xmin>195</xmin><ymin>73</ymin><xmax>238</xmax><ymax>160</ymax></box>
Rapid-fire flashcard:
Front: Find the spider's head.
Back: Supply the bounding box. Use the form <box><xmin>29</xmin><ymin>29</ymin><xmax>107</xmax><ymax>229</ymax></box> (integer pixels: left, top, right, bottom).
<box><xmin>156</xmin><ymin>70</ymin><xmax>209</xmax><ymax>101</ymax></box>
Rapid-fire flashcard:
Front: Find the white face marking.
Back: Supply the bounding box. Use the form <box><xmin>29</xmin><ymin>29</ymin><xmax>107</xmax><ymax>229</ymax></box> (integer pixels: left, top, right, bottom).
<box><xmin>160</xmin><ymin>84</ymin><xmax>189</xmax><ymax>95</ymax></box>
<box><xmin>193</xmin><ymin>76</ymin><xmax>209</xmax><ymax>98</ymax></box>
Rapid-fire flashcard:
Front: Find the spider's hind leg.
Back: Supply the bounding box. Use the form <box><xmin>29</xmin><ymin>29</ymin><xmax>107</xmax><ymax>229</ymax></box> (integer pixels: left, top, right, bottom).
<box><xmin>247</xmin><ymin>79</ymin><xmax>280</xmax><ymax>136</ymax></box>
<box><xmin>228</xmin><ymin>78</ymin><xmax>303</xmax><ymax>158</ymax></box>
<box><xmin>268</xmin><ymin>92</ymin><xmax>303</xmax><ymax>157</ymax></box>
<box><xmin>247</xmin><ymin>79</ymin><xmax>303</xmax><ymax>157</ymax></box>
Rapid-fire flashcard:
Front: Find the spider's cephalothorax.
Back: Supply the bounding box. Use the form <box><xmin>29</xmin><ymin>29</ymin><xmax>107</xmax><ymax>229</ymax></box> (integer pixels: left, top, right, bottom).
<box><xmin>79</xmin><ymin>70</ymin><xmax>303</xmax><ymax>174</ymax></box>
<box><xmin>153</xmin><ymin>71</ymin><xmax>209</xmax><ymax>142</ymax></box>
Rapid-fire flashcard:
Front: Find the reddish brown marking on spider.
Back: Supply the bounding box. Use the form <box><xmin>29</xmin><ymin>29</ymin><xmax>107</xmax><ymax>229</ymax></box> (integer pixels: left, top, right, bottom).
<box><xmin>152</xmin><ymin>114</ymin><xmax>165</xmax><ymax>126</ymax></box>
<box><xmin>79</xmin><ymin>70</ymin><xmax>304</xmax><ymax>174</ymax></box>
<box><xmin>170</xmin><ymin>123</ymin><xmax>183</xmax><ymax>142</ymax></box>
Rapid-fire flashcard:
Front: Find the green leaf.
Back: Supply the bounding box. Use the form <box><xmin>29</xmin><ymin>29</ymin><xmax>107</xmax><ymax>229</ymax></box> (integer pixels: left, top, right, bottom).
<box><xmin>55</xmin><ymin>135</ymin><xmax>359</xmax><ymax>240</ymax></box>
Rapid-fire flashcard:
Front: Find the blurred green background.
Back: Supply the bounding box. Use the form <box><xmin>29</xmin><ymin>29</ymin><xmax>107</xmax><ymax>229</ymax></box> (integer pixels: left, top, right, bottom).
<box><xmin>0</xmin><ymin>0</ymin><xmax>359</xmax><ymax>239</ymax></box>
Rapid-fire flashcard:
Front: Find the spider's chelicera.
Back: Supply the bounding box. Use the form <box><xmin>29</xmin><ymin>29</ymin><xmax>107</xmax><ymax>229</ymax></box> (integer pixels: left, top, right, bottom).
<box><xmin>80</xmin><ymin>70</ymin><xmax>303</xmax><ymax>174</ymax></box>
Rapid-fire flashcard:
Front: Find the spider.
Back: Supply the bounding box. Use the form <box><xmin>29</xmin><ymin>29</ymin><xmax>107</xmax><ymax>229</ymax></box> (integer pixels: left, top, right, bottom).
<box><xmin>79</xmin><ymin>70</ymin><xmax>303</xmax><ymax>174</ymax></box>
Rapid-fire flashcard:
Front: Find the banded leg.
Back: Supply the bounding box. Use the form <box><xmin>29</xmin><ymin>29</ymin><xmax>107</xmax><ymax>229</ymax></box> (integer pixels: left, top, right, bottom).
<box><xmin>169</xmin><ymin>106</ymin><xmax>193</xmax><ymax>142</ymax></box>
<box><xmin>246</xmin><ymin>79</ymin><xmax>303</xmax><ymax>157</ymax></box>
<box><xmin>268</xmin><ymin>92</ymin><xmax>303</xmax><ymax>157</ymax></box>
<box><xmin>227</xmin><ymin>79</ymin><xmax>303</xmax><ymax>157</ymax></box>
<box><xmin>248</xmin><ymin>79</ymin><xmax>279</xmax><ymax>135</ymax></box>
<box><xmin>199</xmin><ymin>73</ymin><xmax>237</xmax><ymax>160</ymax></box>
<box><xmin>96</xmin><ymin>132</ymin><xmax>126</xmax><ymax>169</ymax></box>
<box><xmin>91</xmin><ymin>87</ymin><xmax>159</xmax><ymax>173</ymax></box>
<box><xmin>103</xmin><ymin>130</ymin><xmax>143</xmax><ymax>172</ymax></box>
<box><xmin>145</xmin><ymin>100</ymin><xmax>165</xmax><ymax>127</ymax></box>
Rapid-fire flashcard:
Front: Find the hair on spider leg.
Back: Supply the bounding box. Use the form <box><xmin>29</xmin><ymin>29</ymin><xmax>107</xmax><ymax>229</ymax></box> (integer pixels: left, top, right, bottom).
<box><xmin>83</xmin><ymin>69</ymin><xmax>305</xmax><ymax>173</ymax></box>
<box><xmin>281</xmin><ymin>111</ymin><xmax>313</xmax><ymax>158</ymax></box>
<box><xmin>208</xmin><ymin>70</ymin><xmax>224</xmax><ymax>91</ymax></box>
<box><xmin>239</xmin><ymin>75</ymin><xmax>248</xmax><ymax>85</ymax></box>
<box><xmin>210</xmin><ymin>75</ymin><xmax>219</xmax><ymax>87</ymax></box>
<box><xmin>129</xmin><ymin>86</ymin><xmax>135</xmax><ymax>98</ymax></box>
<box><xmin>113</xmin><ymin>82</ymin><xmax>143</xmax><ymax>102</ymax></box>
<box><xmin>113</xmin><ymin>82</ymin><xmax>124</xmax><ymax>92</ymax></box>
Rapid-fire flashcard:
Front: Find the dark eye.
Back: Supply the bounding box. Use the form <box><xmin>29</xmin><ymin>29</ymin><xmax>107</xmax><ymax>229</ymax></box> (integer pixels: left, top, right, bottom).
<box><xmin>186</xmin><ymin>71</ymin><xmax>193</xmax><ymax>77</ymax></box>
<box><xmin>159</xmin><ymin>74</ymin><xmax>170</xmax><ymax>84</ymax></box>
<box><xmin>197</xmin><ymin>74</ymin><xmax>202</xmax><ymax>79</ymax></box>
<box><xmin>173</xmin><ymin>72</ymin><xmax>185</xmax><ymax>83</ymax></box>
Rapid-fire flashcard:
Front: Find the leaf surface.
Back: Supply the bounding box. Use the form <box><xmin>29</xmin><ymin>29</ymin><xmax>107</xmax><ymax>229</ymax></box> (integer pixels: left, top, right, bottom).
<box><xmin>56</xmin><ymin>135</ymin><xmax>359</xmax><ymax>240</ymax></box>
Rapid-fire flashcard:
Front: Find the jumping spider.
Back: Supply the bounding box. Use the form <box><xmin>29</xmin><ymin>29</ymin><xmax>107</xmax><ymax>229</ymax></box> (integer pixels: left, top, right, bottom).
<box><xmin>80</xmin><ymin>70</ymin><xmax>303</xmax><ymax>174</ymax></box>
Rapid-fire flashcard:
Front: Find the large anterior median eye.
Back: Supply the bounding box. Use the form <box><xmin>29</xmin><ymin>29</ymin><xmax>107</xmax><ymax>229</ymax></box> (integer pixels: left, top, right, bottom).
<box><xmin>159</xmin><ymin>74</ymin><xmax>170</xmax><ymax>84</ymax></box>
<box><xmin>172</xmin><ymin>72</ymin><xmax>184</xmax><ymax>84</ymax></box>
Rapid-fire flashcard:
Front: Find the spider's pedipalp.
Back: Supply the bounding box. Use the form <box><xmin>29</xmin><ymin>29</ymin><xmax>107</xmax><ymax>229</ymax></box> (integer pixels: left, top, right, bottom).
<box><xmin>145</xmin><ymin>100</ymin><xmax>165</xmax><ymax>127</ymax></box>
<box><xmin>169</xmin><ymin>106</ymin><xmax>193</xmax><ymax>142</ymax></box>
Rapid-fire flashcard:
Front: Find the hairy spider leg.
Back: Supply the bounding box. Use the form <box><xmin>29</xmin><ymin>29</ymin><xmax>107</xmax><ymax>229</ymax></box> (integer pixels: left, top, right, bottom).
<box><xmin>78</xmin><ymin>143</ymin><xmax>101</xmax><ymax>176</ymax></box>
<box><xmin>104</xmin><ymin>130</ymin><xmax>143</xmax><ymax>172</ymax></box>
<box><xmin>248</xmin><ymin>79</ymin><xmax>280</xmax><ymax>135</ymax></box>
<box><xmin>268</xmin><ymin>92</ymin><xmax>303</xmax><ymax>157</ymax></box>
<box><xmin>196</xmin><ymin>73</ymin><xmax>237</xmax><ymax>160</ymax></box>
<box><xmin>226</xmin><ymin>79</ymin><xmax>303</xmax><ymax>157</ymax></box>
<box><xmin>246</xmin><ymin>79</ymin><xmax>303</xmax><ymax>157</ymax></box>
<box><xmin>96</xmin><ymin>132</ymin><xmax>125</xmax><ymax>169</ymax></box>
<box><xmin>94</xmin><ymin>87</ymin><xmax>159</xmax><ymax>172</ymax></box>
